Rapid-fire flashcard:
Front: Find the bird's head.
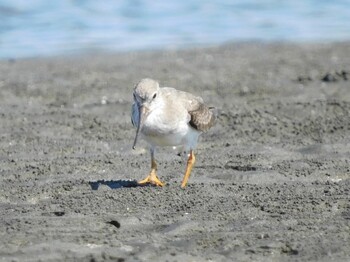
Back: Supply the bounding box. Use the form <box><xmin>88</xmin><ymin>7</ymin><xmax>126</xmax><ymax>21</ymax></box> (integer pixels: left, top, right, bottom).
<box><xmin>133</xmin><ymin>78</ymin><xmax>159</xmax><ymax>107</ymax></box>
<box><xmin>132</xmin><ymin>78</ymin><xmax>160</xmax><ymax>149</ymax></box>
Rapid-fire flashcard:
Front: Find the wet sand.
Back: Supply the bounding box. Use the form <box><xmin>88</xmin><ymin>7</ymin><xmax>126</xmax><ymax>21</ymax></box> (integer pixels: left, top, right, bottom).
<box><xmin>0</xmin><ymin>42</ymin><xmax>350</xmax><ymax>261</ymax></box>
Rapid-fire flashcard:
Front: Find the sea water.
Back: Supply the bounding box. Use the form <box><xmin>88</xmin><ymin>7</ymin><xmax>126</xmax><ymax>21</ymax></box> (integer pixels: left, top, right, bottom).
<box><xmin>0</xmin><ymin>0</ymin><xmax>349</xmax><ymax>59</ymax></box>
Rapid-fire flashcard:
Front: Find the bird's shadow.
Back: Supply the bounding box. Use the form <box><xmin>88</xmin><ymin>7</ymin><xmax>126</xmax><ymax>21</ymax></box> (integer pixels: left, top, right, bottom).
<box><xmin>89</xmin><ymin>179</ymin><xmax>139</xmax><ymax>190</ymax></box>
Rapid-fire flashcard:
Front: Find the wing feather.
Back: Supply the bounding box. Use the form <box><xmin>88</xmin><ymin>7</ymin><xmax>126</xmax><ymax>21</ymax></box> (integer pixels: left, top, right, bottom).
<box><xmin>161</xmin><ymin>87</ymin><xmax>216</xmax><ymax>132</ymax></box>
<box><xmin>188</xmin><ymin>104</ymin><xmax>216</xmax><ymax>132</ymax></box>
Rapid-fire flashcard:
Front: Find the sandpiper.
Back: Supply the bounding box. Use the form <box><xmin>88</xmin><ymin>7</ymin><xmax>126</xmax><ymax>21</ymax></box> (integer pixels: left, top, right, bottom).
<box><xmin>131</xmin><ymin>78</ymin><xmax>216</xmax><ymax>188</ymax></box>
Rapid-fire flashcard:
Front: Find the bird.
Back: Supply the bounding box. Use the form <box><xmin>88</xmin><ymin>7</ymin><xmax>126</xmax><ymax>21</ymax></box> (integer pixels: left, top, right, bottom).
<box><xmin>131</xmin><ymin>78</ymin><xmax>216</xmax><ymax>188</ymax></box>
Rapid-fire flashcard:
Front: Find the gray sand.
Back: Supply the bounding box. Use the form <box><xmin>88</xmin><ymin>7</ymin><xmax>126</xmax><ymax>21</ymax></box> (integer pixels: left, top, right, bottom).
<box><xmin>0</xmin><ymin>43</ymin><xmax>350</xmax><ymax>261</ymax></box>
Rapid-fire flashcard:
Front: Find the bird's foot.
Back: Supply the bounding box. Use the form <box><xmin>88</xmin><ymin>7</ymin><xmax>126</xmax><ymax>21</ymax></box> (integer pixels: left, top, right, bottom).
<box><xmin>138</xmin><ymin>171</ymin><xmax>165</xmax><ymax>187</ymax></box>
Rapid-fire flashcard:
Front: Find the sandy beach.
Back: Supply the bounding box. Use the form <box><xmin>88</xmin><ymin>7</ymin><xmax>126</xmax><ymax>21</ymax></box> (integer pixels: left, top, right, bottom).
<box><xmin>0</xmin><ymin>42</ymin><xmax>349</xmax><ymax>261</ymax></box>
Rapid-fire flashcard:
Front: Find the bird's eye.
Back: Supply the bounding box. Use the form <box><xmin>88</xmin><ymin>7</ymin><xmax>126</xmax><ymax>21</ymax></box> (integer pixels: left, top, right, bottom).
<box><xmin>152</xmin><ymin>93</ymin><xmax>157</xmax><ymax>99</ymax></box>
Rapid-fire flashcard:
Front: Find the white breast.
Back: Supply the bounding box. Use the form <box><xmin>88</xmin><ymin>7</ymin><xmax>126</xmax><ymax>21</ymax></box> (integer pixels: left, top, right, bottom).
<box><xmin>138</xmin><ymin>89</ymin><xmax>202</xmax><ymax>150</ymax></box>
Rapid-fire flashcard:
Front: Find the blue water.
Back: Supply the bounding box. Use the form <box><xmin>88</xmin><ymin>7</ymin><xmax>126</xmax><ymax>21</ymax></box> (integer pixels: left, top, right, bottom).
<box><xmin>0</xmin><ymin>0</ymin><xmax>349</xmax><ymax>59</ymax></box>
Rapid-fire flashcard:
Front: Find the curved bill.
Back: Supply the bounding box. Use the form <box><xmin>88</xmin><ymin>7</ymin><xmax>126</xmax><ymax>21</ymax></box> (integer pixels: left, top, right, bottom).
<box><xmin>132</xmin><ymin>105</ymin><xmax>147</xmax><ymax>149</ymax></box>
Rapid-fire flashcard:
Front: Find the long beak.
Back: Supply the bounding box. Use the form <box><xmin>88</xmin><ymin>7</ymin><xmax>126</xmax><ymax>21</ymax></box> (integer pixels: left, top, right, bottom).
<box><xmin>132</xmin><ymin>105</ymin><xmax>148</xmax><ymax>149</ymax></box>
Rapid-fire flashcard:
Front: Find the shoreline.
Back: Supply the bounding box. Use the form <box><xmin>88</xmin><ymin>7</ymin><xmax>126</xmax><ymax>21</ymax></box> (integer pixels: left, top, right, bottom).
<box><xmin>2</xmin><ymin>40</ymin><xmax>350</xmax><ymax>61</ymax></box>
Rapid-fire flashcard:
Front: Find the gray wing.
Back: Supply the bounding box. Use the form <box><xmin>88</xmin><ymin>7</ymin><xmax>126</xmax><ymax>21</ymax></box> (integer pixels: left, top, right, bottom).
<box><xmin>166</xmin><ymin>88</ymin><xmax>216</xmax><ymax>132</ymax></box>
<box><xmin>188</xmin><ymin>104</ymin><xmax>216</xmax><ymax>132</ymax></box>
<box><xmin>162</xmin><ymin>87</ymin><xmax>216</xmax><ymax>132</ymax></box>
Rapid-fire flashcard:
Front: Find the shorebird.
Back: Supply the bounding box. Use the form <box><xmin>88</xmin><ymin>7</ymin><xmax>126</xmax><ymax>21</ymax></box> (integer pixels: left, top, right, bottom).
<box><xmin>131</xmin><ymin>78</ymin><xmax>216</xmax><ymax>188</ymax></box>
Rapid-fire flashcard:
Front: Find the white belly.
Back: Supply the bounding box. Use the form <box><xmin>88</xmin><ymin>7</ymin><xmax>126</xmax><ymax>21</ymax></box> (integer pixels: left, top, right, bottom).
<box><xmin>141</xmin><ymin>112</ymin><xmax>200</xmax><ymax>149</ymax></box>
<box><xmin>143</xmin><ymin>132</ymin><xmax>186</xmax><ymax>146</ymax></box>
<box><xmin>139</xmin><ymin>99</ymin><xmax>201</xmax><ymax>149</ymax></box>
<box><xmin>141</xmin><ymin>119</ymin><xmax>189</xmax><ymax>145</ymax></box>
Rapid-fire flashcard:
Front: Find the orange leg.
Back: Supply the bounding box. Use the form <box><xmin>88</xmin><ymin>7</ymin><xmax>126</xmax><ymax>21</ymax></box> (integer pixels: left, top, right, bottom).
<box><xmin>181</xmin><ymin>150</ymin><xmax>196</xmax><ymax>188</ymax></box>
<box><xmin>138</xmin><ymin>149</ymin><xmax>165</xmax><ymax>187</ymax></box>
